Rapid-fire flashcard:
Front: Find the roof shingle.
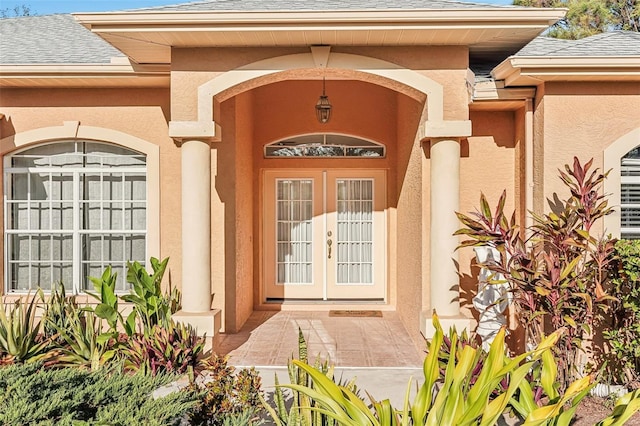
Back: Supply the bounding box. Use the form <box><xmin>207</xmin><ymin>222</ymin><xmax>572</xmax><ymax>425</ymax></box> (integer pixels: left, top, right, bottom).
<box><xmin>516</xmin><ymin>31</ymin><xmax>640</xmax><ymax>56</ymax></box>
<box><xmin>0</xmin><ymin>14</ymin><xmax>124</xmax><ymax>64</ymax></box>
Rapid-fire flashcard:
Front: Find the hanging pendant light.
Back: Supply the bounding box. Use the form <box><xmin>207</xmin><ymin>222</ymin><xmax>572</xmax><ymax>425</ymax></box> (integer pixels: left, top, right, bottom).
<box><xmin>315</xmin><ymin>77</ymin><xmax>332</xmax><ymax>124</ymax></box>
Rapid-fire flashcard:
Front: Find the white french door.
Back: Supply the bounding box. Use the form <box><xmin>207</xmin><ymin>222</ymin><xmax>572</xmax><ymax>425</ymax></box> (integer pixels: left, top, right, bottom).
<box><xmin>263</xmin><ymin>169</ymin><xmax>386</xmax><ymax>300</ymax></box>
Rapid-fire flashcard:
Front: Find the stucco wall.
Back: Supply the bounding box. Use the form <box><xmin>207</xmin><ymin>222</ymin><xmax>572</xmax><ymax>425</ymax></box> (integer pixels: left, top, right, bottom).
<box><xmin>395</xmin><ymin>92</ymin><xmax>426</xmax><ymax>347</ymax></box>
<box><xmin>537</xmin><ymin>82</ymin><xmax>640</xmax><ymax>233</ymax></box>
<box><xmin>460</xmin><ymin>110</ymin><xmax>518</xmax><ymax>314</ymax></box>
<box><xmin>215</xmin><ymin>95</ymin><xmax>257</xmax><ymax>333</ymax></box>
<box><xmin>0</xmin><ymin>88</ymin><xmax>179</xmax><ymax>294</ymax></box>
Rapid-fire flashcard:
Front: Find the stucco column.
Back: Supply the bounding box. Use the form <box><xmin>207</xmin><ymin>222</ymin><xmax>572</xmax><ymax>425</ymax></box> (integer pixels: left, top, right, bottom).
<box><xmin>180</xmin><ymin>139</ymin><xmax>212</xmax><ymax>313</ymax></box>
<box><xmin>421</xmin><ymin>120</ymin><xmax>472</xmax><ymax>337</ymax></box>
<box><xmin>430</xmin><ymin>137</ymin><xmax>461</xmax><ymax>317</ymax></box>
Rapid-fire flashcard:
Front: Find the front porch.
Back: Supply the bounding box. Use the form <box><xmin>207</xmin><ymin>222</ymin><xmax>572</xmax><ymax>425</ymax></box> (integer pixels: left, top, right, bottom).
<box><xmin>216</xmin><ymin>310</ymin><xmax>423</xmax><ymax>367</ymax></box>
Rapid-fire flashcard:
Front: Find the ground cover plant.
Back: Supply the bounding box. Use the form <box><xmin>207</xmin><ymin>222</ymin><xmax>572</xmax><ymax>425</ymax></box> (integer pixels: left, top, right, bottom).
<box><xmin>0</xmin><ymin>362</ymin><xmax>200</xmax><ymax>426</ymax></box>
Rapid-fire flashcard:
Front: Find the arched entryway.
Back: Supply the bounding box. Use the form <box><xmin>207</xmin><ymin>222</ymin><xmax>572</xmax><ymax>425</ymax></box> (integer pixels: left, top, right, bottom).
<box><xmin>170</xmin><ymin>48</ymin><xmax>472</xmax><ymax>338</ymax></box>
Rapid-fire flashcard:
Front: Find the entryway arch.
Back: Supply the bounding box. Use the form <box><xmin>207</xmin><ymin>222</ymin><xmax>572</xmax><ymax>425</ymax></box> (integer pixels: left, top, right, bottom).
<box><xmin>169</xmin><ymin>48</ymin><xmax>446</xmax><ymax>140</ymax></box>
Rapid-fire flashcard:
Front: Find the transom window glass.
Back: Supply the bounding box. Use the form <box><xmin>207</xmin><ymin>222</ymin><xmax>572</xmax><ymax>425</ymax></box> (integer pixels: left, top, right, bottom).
<box><xmin>4</xmin><ymin>141</ymin><xmax>147</xmax><ymax>293</ymax></box>
<box><xmin>265</xmin><ymin>134</ymin><xmax>385</xmax><ymax>158</ymax></box>
<box><xmin>621</xmin><ymin>147</ymin><xmax>640</xmax><ymax>239</ymax></box>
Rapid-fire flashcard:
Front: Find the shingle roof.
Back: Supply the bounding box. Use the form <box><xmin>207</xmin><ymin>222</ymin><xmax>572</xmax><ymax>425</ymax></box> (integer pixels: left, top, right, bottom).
<box><xmin>0</xmin><ymin>14</ymin><xmax>124</xmax><ymax>64</ymax></box>
<box><xmin>127</xmin><ymin>0</ymin><xmax>513</xmax><ymax>12</ymax></box>
<box><xmin>516</xmin><ymin>31</ymin><xmax>640</xmax><ymax>56</ymax></box>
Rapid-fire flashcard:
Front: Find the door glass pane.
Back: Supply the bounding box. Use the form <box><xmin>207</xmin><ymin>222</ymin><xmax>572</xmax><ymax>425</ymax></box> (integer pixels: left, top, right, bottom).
<box><xmin>336</xmin><ymin>179</ymin><xmax>374</xmax><ymax>284</ymax></box>
<box><xmin>276</xmin><ymin>179</ymin><xmax>313</xmax><ymax>284</ymax></box>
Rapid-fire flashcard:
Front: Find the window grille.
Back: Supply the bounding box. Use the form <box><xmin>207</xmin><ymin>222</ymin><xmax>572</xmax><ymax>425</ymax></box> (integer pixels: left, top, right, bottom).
<box><xmin>4</xmin><ymin>141</ymin><xmax>147</xmax><ymax>293</ymax></box>
<box><xmin>621</xmin><ymin>149</ymin><xmax>640</xmax><ymax>239</ymax></box>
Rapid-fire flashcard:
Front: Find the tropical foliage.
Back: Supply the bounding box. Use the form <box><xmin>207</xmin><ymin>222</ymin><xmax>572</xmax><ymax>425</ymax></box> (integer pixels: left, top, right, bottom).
<box><xmin>603</xmin><ymin>239</ymin><xmax>640</xmax><ymax>386</ymax></box>
<box><xmin>456</xmin><ymin>157</ymin><xmax>615</xmax><ymax>390</ymax></box>
<box><xmin>267</xmin><ymin>314</ymin><xmax>640</xmax><ymax>425</ymax></box>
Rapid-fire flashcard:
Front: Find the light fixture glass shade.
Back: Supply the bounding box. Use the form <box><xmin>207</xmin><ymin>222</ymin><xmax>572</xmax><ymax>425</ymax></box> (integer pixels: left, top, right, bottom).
<box><xmin>316</xmin><ymin>95</ymin><xmax>331</xmax><ymax>123</ymax></box>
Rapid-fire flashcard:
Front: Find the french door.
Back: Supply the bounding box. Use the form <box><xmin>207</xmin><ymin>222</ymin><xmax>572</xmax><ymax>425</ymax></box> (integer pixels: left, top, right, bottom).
<box><xmin>263</xmin><ymin>169</ymin><xmax>386</xmax><ymax>300</ymax></box>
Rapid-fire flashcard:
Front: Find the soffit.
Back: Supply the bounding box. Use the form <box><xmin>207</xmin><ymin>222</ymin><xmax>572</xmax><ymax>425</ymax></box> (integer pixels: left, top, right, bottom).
<box><xmin>74</xmin><ymin>9</ymin><xmax>566</xmax><ymax>64</ymax></box>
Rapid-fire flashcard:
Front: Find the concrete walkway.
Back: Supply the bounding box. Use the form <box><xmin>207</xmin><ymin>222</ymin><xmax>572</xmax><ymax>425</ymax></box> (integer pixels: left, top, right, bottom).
<box><xmin>216</xmin><ymin>310</ymin><xmax>427</xmax><ymax>408</ymax></box>
<box><xmin>252</xmin><ymin>365</ymin><xmax>424</xmax><ymax>409</ymax></box>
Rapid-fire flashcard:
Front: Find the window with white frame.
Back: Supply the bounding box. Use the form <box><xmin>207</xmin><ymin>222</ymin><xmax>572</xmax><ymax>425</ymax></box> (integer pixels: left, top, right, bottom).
<box><xmin>621</xmin><ymin>147</ymin><xmax>640</xmax><ymax>239</ymax></box>
<box><xmin>4</xmin><ymin>141</ymin><xmax>147</xmax><ymax>293</ymax></box>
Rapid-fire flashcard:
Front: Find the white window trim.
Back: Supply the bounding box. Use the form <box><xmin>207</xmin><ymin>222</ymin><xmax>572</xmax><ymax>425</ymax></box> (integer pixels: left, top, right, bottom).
<box><xmin>1</xmin><ymin>122</ymin><xmax>160</xmax><ymax>293</ymax></box>
<box><xmin>603</xmin><ymin>127</ymin><xmax>640</xmax><ymax>238</ymax></box>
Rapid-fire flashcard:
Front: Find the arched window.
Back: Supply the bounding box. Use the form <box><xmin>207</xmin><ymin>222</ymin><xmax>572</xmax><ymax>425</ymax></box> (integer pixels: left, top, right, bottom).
<box><xmin>621</xmin><ymin>147</ymin><xmax>640</xmax><ymax>239</ymax></box>
<box><xmin>264</xmin><ymin>134</ymin><xmax>385</xmax><ymax>158</ymax></box>
<box><xmin>4</xmin><ymin>141</ymin><xmax>147</xmax><ymax>293</ymax></box>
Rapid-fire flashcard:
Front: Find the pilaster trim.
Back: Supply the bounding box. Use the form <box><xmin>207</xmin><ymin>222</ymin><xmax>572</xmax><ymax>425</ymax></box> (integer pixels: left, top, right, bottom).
<box><xmin>169</xmin><ymin>120</ymin><xmax>219</xmax><ymax>143</ymax></box>
<box><xmin>423</xmin><ymin>120</ymin><xmax>472</xmax><ymax>139</ymax></box>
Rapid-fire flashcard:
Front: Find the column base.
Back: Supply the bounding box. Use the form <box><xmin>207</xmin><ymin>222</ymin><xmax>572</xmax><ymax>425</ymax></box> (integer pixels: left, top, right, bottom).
<box><xmin>173</xmin><ymin>309</ymin><xmax>222</xmax><ymax>353</ymax></box>
<box><xmin>420</xmin><ymin>311</ymin><xmax>474</xmax><ymax>339</ymax></box>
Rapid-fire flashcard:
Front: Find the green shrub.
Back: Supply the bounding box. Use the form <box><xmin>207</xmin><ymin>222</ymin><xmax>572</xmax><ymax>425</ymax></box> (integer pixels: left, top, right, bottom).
<box><xmin>188</xmin><ymin>354</ymin><xmax>263</xmax><ymax>426</ymax></box>
<box><xmin>456</xmin><ymin>157</ymin><xmax>616</xmax><ymax>390</ymax></box>
<box><xmin>0</xmin><ymin>363</ymin><xmax>200</xmax><ymax>426</ymax></box>
<box><xmin>123</xmin><ymin>321</ymin><xmax>205</xmax><ymax>376</ymax></box>
<box><xmin>604</xmin><ymin>239</ymin><xmax>640</xmax><ymax>385</ymax></box>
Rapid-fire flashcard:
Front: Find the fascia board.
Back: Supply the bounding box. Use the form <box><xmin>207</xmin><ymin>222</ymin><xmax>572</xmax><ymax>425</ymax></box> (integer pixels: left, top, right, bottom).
<box><xmin>74</xmin><ymin>8</ymin><xmax>566</xmax><ymax>29</ymax></box>
<box><xmin>0</xmin><ymin>63</ymin><xmax>170</xmax><ymax>87</ymax></box>
<box><xmin>495</xmin><ymin>56</ymin><xmax>640</xmax><ymax>85</ymax></box>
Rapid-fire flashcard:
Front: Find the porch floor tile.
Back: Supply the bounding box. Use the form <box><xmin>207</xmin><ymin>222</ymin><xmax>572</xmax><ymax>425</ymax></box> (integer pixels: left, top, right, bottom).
<box><xmin>215</xmin><ymin>311</ymin><xmax>425</xmax><ymax>367</ymax></box>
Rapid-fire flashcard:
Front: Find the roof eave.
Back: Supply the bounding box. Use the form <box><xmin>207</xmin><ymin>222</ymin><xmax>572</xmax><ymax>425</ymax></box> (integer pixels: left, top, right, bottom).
<box><xmin>74</xmin><ymin>8</ymin><xmax>567</xmax><ymax>27</ymax></box>
<box><xmin>0</xmin><ymin>62</ymin><xmax>170</xmax><ymax>88</ymax></box>
<box><xmin>493</xmin><ymin>55</ymin><xmax>640</xmax><ymax>86</ymax></box>
<box><xmin>73</xmin><ymin>8</ymin><xmax>566</xmax><ymax>64</ymax></box>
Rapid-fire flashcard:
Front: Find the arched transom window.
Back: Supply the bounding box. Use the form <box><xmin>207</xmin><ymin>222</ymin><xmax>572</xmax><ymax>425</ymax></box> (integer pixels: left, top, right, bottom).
<box><xmin>621</xmin><ymin>147</ymin><xmax>640</xmax><ymax>239</ymax></box>
<box><xmin>264</xmin><ymin>134</ymin><xmax>385</xmax><ymax>158</ymax></box>
<box><xmin>4</xmin><ymin>141</ymin><xmax>147</xmax><ymax>293</ymax></box>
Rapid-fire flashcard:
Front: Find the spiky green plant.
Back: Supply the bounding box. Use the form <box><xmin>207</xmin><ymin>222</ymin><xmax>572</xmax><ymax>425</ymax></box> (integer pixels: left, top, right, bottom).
<box><xmin>47</xmin><ymin>307</ymin><xmax>117</xmax><ymax>371</ymax></box>
<box><xmin>274</xmin><ymin>315</ymin><xmax>630</xmax><ymax>426</ymax></box>
<box><xmin>0</xmin><ymin>293</ymin><xmax>49</xmax><ymax>363</ymax></box>
<box><xmin>42</xmin><ymin>282</ymin><xmax>77</xmax><ymax>344</ymax></box>
<box><xmin>260</xmin><ymin>327</ymin><xmax>358</xmax><ymax>426</ymax></box>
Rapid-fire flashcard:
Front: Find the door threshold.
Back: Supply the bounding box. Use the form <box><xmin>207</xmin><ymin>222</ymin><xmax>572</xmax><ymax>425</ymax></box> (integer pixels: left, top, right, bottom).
<box><xmin>257</xmin><ymin>300</ymin><xmax>394</xmax><ymax>312</ymax></box>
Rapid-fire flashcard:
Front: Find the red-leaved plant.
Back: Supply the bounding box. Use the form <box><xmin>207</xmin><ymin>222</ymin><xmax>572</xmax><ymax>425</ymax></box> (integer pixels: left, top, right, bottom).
<box><xmin>456</xmin><ymin>157</ymin><xmax>616</xmax><ymax>391</ymax></box>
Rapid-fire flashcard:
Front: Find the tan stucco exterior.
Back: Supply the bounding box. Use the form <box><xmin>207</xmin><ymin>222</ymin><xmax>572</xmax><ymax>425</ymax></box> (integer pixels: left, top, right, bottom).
<box><xmin>2</xmin><ymin>4</ymin><xmax>640</xmax><ymax>352</ymax></box>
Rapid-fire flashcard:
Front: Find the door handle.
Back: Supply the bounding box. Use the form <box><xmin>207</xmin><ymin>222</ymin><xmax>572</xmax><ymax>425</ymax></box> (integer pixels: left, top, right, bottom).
<box><xmin>327</xmin><ymin>238</ymin><xmax>333</xmax><ymax>259</ymax></box>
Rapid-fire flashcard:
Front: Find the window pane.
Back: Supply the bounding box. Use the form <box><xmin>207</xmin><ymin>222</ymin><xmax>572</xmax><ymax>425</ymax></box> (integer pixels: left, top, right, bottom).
<box><xmin>8</xmin><ymin>202</ymin><xmax>28</xmax><ymax>229</ymax></box>
<box><xmin>125</xmin><ymin>234</ymin><xmax>146</xmax><ymax>261</ymax></box>
<box><xmin>83</xmin><ymin>235</ymin><xmax>103</xmax><ymax>262</ymax></box>
<box><xmin>50</xmin><ymin>173</ymin><xmax>73</xmax><ymax>201</ymax></box>
<box><xmin>103</xmin><ymin>203</ymin><xmax>124</xmax><ymax>230</ymax></box>
<box><xmin>11</xmin><ymin>174</ymin><xmax>29</xmax><ymax>200</ymax></box>
<box><xmin>82</xmin><ymin>202</ymin><xmax>102</xmax><ymax>230</ymax></box>
<box><xmin>125</xmin><ymin>203</ymin><xmax>146</xmax><ymax>230</ymax></box>
<box><xmin>125</xmin><ymin>174</ymin><xmax>146</xmax><ymax>201</ymax></box>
